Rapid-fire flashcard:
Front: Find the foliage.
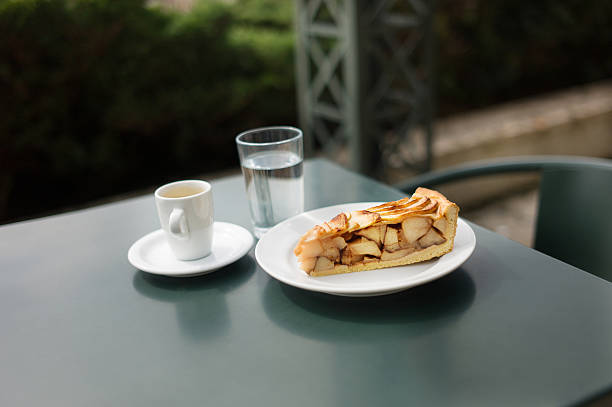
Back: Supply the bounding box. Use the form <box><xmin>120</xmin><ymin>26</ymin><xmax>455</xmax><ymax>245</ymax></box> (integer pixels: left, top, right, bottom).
<box><xmin>436</xmin><ymin>0</ymin><xmax>612</xmax><ymax>114</ymax></box>
<box><xmin>0</xmin><ymin>0</ymin><xmax>296</xmax><ymax>221</ymax></box>
<box><xmin>1</xmin><ymin>0</ymin><xmax>610</xmax><ymax>222</ymax></box>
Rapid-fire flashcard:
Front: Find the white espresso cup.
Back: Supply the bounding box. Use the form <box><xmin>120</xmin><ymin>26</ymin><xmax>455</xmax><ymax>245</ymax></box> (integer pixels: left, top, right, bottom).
<box><xmin>155</xmin><ymin>180</ymin><xmax>214</xmax><ymax>260</ymax></box>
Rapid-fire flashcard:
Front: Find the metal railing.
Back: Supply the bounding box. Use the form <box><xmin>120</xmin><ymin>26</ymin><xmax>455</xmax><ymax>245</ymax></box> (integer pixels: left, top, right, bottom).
<box><xmin>295</xmin><ymin>0</ymin><xmax>435</xmax><ymax>176</ymax></box>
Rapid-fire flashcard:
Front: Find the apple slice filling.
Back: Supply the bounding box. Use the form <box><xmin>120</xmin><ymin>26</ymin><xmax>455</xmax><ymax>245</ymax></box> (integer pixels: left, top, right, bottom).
<box><xmin>298</xmin><ymin>216</ymin><xmax>448</xmax><ymax>274</ymax></box>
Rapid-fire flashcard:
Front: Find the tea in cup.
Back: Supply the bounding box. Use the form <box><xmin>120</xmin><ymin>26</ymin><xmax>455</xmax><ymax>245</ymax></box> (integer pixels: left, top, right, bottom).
<box><xmin>155</xmin><ymin>180</ymin><xmax>214</xmax><ymax>260</ymax></box>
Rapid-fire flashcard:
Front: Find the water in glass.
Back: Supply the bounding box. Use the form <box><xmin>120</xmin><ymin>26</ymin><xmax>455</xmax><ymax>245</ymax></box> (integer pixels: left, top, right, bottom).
<box><xmin>241</xmin><ymin>150</ymin><xmax>304</xmax><ymax>237</ymax></box>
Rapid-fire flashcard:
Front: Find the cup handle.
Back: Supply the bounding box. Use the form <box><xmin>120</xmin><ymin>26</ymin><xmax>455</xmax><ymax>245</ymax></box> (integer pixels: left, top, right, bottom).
<box><xmin>169</xmin><ymin>208</ymin><xmax>189</xmax><ymax>239</ymax></box>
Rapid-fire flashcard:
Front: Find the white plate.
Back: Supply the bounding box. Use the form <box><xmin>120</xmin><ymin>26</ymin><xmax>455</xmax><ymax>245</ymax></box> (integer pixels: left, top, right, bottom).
<box><xmin>128</xmin><ymin>222</ymin><xmax>254</xmax><ymax>277</ymax></box>
<box><xmin>255</xmin><ymin>202</ymin><xmax>476</xmax><ymax>296</ymax></box>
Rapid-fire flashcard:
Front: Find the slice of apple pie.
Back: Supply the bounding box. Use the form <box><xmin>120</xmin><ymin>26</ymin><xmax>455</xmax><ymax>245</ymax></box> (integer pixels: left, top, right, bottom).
<box><xmin>294</xmin><ymin>188</ymin><xmax>459</xmax><ymax>276</ymax></box>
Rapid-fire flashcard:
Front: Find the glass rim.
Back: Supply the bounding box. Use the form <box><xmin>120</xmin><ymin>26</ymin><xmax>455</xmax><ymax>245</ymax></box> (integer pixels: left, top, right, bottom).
<box><xmin>235</xmin><ymin>126</ymin><xmax>303</xmax><ymax>147</ymax></box>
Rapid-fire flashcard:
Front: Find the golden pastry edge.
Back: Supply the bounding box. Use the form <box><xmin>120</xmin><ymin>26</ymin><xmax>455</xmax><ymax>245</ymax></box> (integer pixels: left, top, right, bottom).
<box><xmin>294</xmin><ymin>188</ymin><xmax>460</xmax><ymax>276</ymax></box>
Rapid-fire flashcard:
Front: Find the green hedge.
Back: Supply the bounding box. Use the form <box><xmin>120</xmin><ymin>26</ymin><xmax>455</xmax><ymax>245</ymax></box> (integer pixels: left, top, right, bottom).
<box><xmin>0</xmin><ymin>0</ymin><xmax>296</xmax><ymax>222</ymax></box>
<box><xmin>1</xmin><ymin>0</ymin><xmax>611</xmax><ymax>222</ymax></box>
<box><xmin>436</xmin><ymin>0</ymin><xmax>612</xmax><ymax>114</ymax></box>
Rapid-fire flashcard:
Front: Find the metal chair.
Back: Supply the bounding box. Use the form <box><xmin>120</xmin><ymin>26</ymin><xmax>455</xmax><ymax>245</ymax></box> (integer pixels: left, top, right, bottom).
<box><xmin>394</xmin><ymin>156</ymin><xmax>612</xmax><ymax>282</ymax></box>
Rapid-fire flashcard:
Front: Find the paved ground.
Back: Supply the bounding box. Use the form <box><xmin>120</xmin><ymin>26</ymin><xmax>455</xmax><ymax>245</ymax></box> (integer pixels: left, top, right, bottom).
<box><xmin>462</xmin><ymin>188</ymin><xmax>538</xmax><ymax>247</ymax></box>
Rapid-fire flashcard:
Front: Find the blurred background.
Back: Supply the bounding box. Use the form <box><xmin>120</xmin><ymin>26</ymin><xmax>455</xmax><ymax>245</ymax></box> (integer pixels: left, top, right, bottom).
<box><xmin>1</xmin><ymin>0</ymin><xmax>611</xmax><ymax>243</ymax></box>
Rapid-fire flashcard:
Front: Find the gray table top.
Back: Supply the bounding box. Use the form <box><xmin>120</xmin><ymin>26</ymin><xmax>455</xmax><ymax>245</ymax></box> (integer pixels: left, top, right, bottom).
<box><xmin>1</xmin><ymin>158</ymin><xmax>611</xmax><ymax>406</ymax></box>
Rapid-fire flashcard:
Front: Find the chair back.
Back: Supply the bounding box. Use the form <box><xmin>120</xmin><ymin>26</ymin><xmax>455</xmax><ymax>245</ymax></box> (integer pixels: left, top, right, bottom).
<box><xmin>537</xmin><ymin>165</ymin><xmax>612</xmax><ymax>281</ymax></box>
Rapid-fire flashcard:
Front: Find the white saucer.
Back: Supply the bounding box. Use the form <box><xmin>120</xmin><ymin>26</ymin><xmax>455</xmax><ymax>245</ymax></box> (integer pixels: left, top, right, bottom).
<box><xmin>128</xmin><ymin>222</ymin><xmax>254</xmax><ymax>277</ymax></box>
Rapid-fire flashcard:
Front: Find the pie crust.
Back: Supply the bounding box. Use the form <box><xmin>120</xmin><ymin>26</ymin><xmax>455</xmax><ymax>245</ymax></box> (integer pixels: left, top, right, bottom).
<box><xmin>293</xmin><ymin>188</ymin><xmax>460</xmax><ymax>276</ymax></box>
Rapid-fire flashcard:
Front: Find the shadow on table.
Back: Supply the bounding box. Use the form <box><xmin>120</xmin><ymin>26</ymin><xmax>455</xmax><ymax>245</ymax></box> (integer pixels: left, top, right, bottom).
<box><xmin>132</xmin><ymin>254</ymin><xmax>256</xmax><ymax>342</ymax></box>
<box><xmin>262</xmin><ymin>268</ymin><xmax>475</xmax><ymax>343</ymax></box>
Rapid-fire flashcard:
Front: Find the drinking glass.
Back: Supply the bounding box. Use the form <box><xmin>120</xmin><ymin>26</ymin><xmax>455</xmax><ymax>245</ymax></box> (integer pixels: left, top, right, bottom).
<box><xmin>236</xmin><ymin>126</ymin><xmax>304</xmax><ymax>238</ymax></box>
